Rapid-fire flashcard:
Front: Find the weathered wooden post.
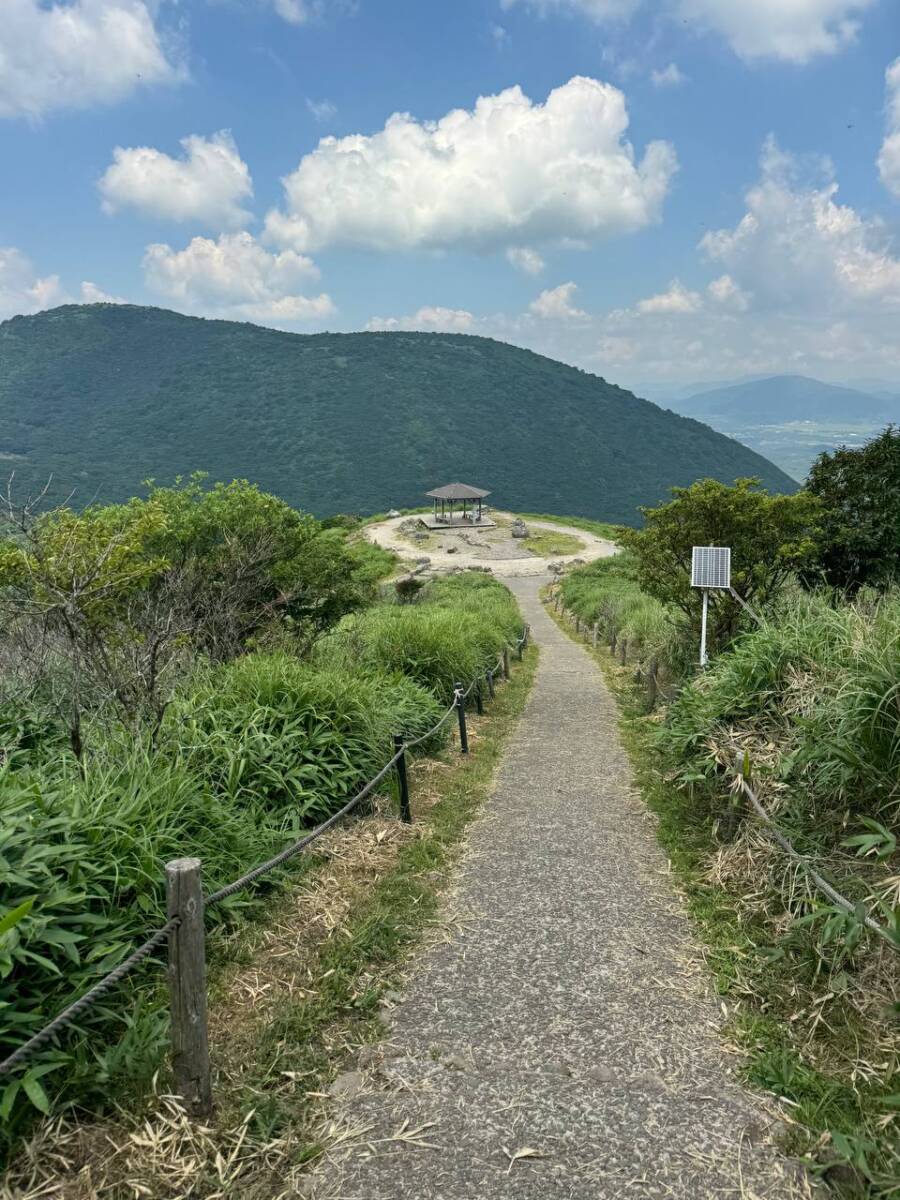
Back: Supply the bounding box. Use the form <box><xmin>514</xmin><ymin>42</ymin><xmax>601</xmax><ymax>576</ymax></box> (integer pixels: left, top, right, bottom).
<box><xmin>502</xmin><ymin>648</ymin><xmax>510</xmax><ymax>680</ymax></box>
<box><xmin>455</xmin><ymin>682</ymin><xmax>469</xmax><ymax>754</ymax></box>
<box><xmin>592</xmin><ymin>621</ymin><xmax>599</xmax><ymax>648</ymax></box>
<box><xmin>393</xmin><ymin>734</ymin><xmax>411</xmax><ymax>823</ymax></box>
<box><xmin>166</xmin><ymin>858</ymin><xmax>212</xmax><ymax>1117</ymax></box>
<box><xmin>647</xmin><ymin>657</ymin><xmax>659</xmax><ymax>709</ymax></box>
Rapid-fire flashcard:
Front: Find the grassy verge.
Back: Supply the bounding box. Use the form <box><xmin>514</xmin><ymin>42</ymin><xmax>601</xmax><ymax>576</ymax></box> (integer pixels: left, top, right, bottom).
<box><xmin>520</xmin><ymin>512</ymin><xmax>621</xmax><ymax>541</ymax></box>
<box><xmin>7</xmin><ymin>644</ymin><xmax>538</xmax><ymax>1199</ymax></box>
<box><xmin>523</xmin><ymin>529</ymin><xmax>585</xmax><ymax>557</ymax></box>
<box><xmin>542</xmin><ymin>591</ymin><xmax>897</xmax><ymax>1199</ymax></box>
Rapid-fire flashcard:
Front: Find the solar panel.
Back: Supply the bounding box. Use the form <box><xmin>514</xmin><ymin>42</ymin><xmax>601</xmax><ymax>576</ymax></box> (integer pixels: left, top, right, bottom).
<box><xmin>691</xmin><ymin>546</ymin><xmax>731</xmax><ymax>589</ymax></box>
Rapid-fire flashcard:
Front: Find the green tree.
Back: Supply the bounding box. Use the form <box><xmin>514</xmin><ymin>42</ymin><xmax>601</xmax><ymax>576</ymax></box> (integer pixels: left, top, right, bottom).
<box><xmin>806</xmin><ymin>427</ymin><xmax>900</xmax><ymax>592</ymax></box>
<box><xmin>619</xmin><ymin>478</ymin><xmax>819</xmax><ymax>653</ymax></box>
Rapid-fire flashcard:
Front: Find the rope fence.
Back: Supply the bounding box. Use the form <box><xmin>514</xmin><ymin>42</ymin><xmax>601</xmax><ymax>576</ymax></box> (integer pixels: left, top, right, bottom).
<box><xmin>0</xmin><ymin>624</ymin><xmax>531</xmax><ymax>1114</ymax></box>
<box><xmin>553</xmin><ymin>589</ymin><xmax>899</xmax><ymax>960</ymax></box>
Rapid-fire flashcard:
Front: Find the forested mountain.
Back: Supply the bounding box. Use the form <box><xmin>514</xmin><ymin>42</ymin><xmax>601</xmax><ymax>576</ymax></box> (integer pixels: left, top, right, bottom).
<box><xmin>0</xmin><ymin>304</ymin><xmax>796</xmax><ymax>523</ymax></box>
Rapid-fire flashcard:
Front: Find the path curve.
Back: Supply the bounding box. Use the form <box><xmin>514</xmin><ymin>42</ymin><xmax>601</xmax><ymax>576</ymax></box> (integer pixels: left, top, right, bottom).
<box><xmin>364</xmin><ymin>513</ymin><xmax>617</xmax><ymax>576</ymax></box>
<box><xmin>312</xmin><ymin>578</ymin><xmax>810</xmax><ymax>1199</ymax></box>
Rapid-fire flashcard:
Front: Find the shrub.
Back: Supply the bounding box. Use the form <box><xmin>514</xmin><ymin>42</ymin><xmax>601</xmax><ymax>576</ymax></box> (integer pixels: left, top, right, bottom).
<box><xmin>315</xmin><ymin>572</ymin><xmax>521</xmax><ymax>701</ymax></box>
<box><xmin>168</xmin><ymin>653</ymin><xmax>445</xmax><ymax>823</ymax></box>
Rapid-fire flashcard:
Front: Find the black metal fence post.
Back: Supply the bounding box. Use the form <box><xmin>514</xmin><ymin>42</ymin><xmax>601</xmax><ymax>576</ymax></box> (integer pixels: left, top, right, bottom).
<box><xmin>393</xmin><ymin>734</ymin><xmax>411</xmax><ymax>823</ymax></box>
<box><xmin>455</xmin><ymin>683</ymin><xmax>469</xmax><ymax>754</ymax></box>
<box><xmin>486</xmin><ymin>669</ymin><xmax>495</xmax><ymax>700</ymax></box>
<box><xmin>502</xmin><ymin>648</ymin><xmax>510</xmax><ymax>680</ymax></box>
<box><xmin>475</xmin><ymin>680</ymin><xmax>484</xmax><ymax>715</ymax></box>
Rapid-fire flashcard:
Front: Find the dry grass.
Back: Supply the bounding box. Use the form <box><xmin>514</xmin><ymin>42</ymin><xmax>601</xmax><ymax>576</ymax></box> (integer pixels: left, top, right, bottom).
<box><xmin>3</xmin><ymin>655</ymin><xmax>537</xmax><ymax>1200</ymax></box>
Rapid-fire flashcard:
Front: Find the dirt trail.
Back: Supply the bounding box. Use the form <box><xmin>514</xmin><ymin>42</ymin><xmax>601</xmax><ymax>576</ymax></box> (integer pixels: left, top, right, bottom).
<box><xmin>309</xmin><ymin>577</ymin><xmax>811</xmax><ymax>1199</ymax></box>
<box><xmin>364</xmin><ymin>512</ymin><xmax>617</xmax><ymax>576</ymax></box>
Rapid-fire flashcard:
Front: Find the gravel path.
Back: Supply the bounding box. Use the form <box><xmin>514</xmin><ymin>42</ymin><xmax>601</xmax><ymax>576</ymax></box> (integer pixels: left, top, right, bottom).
<box><xmin>311</xmin><ymin>578</ymin><xmax>811</xmax><ymax>1199</ymax></box>
<box><xmin>364</xmin><ymin>513</ymin><xmax>617</xmax><ymax>576</ymax></box>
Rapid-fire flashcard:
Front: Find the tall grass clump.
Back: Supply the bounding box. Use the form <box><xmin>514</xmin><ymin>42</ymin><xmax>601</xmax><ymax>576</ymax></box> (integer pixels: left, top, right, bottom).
<box><xmin>315</xmin><ymin>572</ymin><xmax>522</xmax><ymax>701</ymax></box>
<box><xmin>169</xmin><ymin>653</ymin><xmax>444</xmax><ymax>824</ymax></box>
<box><xmin>560</xmin><ymin>554</ymin><xmax>690</xmax><ymax>681</ymax></box>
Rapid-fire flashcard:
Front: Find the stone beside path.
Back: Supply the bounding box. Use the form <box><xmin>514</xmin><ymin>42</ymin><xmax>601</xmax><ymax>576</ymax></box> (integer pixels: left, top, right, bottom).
<box><xmin>310</xmin><ymin>577</ymin><xmax>811</xmax><ymax>1199</ymax></box>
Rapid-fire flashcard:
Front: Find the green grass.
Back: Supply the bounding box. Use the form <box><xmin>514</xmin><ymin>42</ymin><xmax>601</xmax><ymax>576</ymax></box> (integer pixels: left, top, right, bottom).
<box><xmin>520</xmin><ymin>512</ymin><xmax>622</xmax><ymax>541</ymax></box>
<box><xmin>545</xmin><ymin>590</ymin><xmax>900</xmax><ymax>1198</ymax></box>
<box><xmin>523</xmin><ymin>529</ymin><xmax>585</xmax><ymax>557</ymax></box>
<box><xmin>5</xmin><ymin>640</ymin><xmax>539</xmax><ymax>1195</ymax></box>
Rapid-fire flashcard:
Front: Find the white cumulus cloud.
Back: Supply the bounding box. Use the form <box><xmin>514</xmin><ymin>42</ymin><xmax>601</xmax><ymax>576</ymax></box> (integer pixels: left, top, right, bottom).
<box><xmin>80</xmin><ymin>281</ymin><xmax>127</xmax><ymax>304</ymax></box>
<box><xmin>264</xmin><ymin>76</ymin><xmax>677</xmax><ymax>255</ymax></box>
<box><xmin>366</xmin><ymin>306</ymin><xmax>476</xmax><ymax>333</ymax></box>
<box><xmin>701</xmin><ymin>136</ymin><xmax>900</xmax><ymax>308</ymax></box>
<box><xmin>99</xmin><ymin>132</ymin><xmax>254</xmax><ymax>231</ymax></box>
<box><xmin>878</xmin><ymin>57</ymin><xmax>900</xmax><ymax>200</ymax></box>
<box><xmin>506</xmin><ymin>247</ymin><xmax>546</xmax><ymax>275</ymax></box>
<box><xmin>529</xmin><ymin>282</ymin><xmax>587</xmax><ymax>319</ymax></box>
<box><xmin>0</xmin><ymin>247</ymin><xmax>68</xmax><ymax>318</ymax></box>
<box><xmin>0</xmin><ymin>0</ymin><xmax>182</xmax><ymax>120</ymax></box>
<box><xmin>707</xmin><ymin>274</ymin><xmax>750</xmax><ymax>310</ymax></box>
<box><xmin>142</xmin><ymin>232</ymin><xmax>334</xmax><ymax>325</ymax></box>
<box><xmin>636</xmin><ymin>280</ymin><xmax>701</xmax><ymax>314</ymax></box>
<box><xmin>651</xmin><ymin>63</ymin><xmax>687</xmax><ymax>87</ymax></box>
<box><xmin>678</xmin><ymin>0</ymin><xmax>875</xmax><ymax>63</ymax></box>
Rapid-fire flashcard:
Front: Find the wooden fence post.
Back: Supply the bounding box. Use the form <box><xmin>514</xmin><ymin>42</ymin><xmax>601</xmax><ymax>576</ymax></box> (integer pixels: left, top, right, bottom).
<box><xmin>393</xmin><ymin>735</ymin><xmax>411</xmax><ymax>823</ymax></box>
<box><xmin>455</xmin><ymin>682</ymin><xmax>469</xmax><ymax>754</ymax></box>
<box><xmin>166</xmin><ymin>858</ymin><xmax>212</xmax><ymax>1118</ymax></box>
<box><xmin>592</xmin><ymin>622</ymin><xmax>599</xmax><ymax>648</ymax></box>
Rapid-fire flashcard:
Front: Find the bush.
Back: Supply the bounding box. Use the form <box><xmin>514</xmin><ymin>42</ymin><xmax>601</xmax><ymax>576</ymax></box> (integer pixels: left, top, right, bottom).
<box><xmin>658</xmin><ymin>588</ymin><xmax>900</xmax><ymax>824</ymax></box>
<box><xmin>168</xmin><ymin>653</ymin><xmax>445</xmax><ymax>823</ymax></box>
<box><xmin>315</xmin><ymin>572</ymin><xmax>521</xmax><ymax>701</ymax></box>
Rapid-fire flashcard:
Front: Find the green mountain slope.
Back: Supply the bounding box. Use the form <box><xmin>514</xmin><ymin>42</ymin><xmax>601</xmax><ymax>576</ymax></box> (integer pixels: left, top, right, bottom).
<box><xmin>0</xmin><ymin>304</ymin><xmax>797</xmax><ymax>523</ymax></box>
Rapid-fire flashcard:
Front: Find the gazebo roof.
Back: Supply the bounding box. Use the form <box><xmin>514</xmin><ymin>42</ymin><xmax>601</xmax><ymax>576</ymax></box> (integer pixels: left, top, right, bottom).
<box><xmin>425</xmin><ymin>482</ymin><xmax>491</xmax><ymax>500</ymax></box>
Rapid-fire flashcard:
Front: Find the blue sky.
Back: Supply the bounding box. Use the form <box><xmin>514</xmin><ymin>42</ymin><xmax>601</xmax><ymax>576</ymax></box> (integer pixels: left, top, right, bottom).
<box><xmin>1</xmin><ymin>0</ymin><xmax>899</xmax><ymax>389</ymax></box>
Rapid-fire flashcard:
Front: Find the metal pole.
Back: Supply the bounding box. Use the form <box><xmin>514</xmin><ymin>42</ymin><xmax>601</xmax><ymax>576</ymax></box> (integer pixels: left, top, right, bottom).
<box><xmin>165</xmin><ymin>858</ymin><xmax>212</xmax><ymax>1117</ymax></box>
<box><xmin>592</xmin><ymin>622</ymin><xmax>599</xmax><ymax>648</ymax></box>
<box><xmin>502</xmin><ymin>648</ymin><xmax>510</xmax><ymax>680</ymax></box>
<box><xmin>486</xmin><ymin>669</ymin><xmax>495</xmax><ymax>700</ymax></box>
<box><xmin>700</xmin><ymin>588</ymin><xmax>709</xmax><ymax>667</ymax></box>
<box><xmin>475</xmin><ymin>680</ymin><xmax>484</xmax><ymax>715</ymax></box>
<box><xmin>455</xmin><ymin>683</ymin><xmax>468</xmax><ymax>754</ymax></box>
<box><xmin>393</xmin><ymin>734</ymin><xmax>411</xmax><ymax>823</ymax></box>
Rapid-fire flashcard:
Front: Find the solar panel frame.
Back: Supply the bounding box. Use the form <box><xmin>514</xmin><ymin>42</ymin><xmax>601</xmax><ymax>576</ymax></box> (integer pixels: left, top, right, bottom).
<box><xmin>691</xmin><ymin>546</ymin><xmax>731</xmax><ymax>589</ymax></box>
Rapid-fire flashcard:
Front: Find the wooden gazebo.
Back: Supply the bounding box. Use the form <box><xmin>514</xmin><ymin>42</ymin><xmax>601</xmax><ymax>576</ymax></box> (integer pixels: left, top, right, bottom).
<box><xmin>425</xmin><ymin>482</ymin><xmax>491</xmax><ymax>525</ymax></box>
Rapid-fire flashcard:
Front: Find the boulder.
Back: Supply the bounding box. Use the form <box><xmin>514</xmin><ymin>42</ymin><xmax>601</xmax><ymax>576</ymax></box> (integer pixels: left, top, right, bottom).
<box><xmin>510</xmin><ymin>519</ymin><xmax>529</xmax><ymax>539</ymax></box>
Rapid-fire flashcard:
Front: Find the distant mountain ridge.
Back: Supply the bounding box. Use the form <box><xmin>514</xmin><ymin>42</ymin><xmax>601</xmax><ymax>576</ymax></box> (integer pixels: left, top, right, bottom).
<box><xmin>0</xmin><ymin>304</ymin><xmax>796</xmax><ymax>524</ymax></box>
<box><xmin>671</xmin><ymin>375</ymin><xmax>892</xmax><ymax>426</ymax></box>
<box><xmin>658</xmin><ymin>374</ymin><xmax>897</xmax><ymax>481</ymax></box>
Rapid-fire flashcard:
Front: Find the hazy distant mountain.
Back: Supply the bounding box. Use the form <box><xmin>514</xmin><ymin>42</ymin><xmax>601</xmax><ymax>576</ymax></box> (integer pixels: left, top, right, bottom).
<box><xmin>671</xmin><ymin>375</ymin><xmax>891</xmax><ymax>426</ymax></box>
<box><xmin>0</xmin><ymin>304</ymin><xmax>796</xmax><ymax>524</ymax></box>
<box><xmin>666</xmin><ymin>375</ymin><xmax>896</xmax><ymax>480</ymax></box>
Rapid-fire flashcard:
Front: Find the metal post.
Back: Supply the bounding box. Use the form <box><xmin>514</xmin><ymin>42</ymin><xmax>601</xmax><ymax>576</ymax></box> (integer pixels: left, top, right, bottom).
<box><xmin>475</xmin><ymin>680</ymin><xmax>484</xmax><ymax>715</ymax></box>
<box><xmin>165</xmin><ymin>858</ymin><xmax>212</xmax><ymax>1117</ymax></box>
<box><xmin>502</xmin><ymin>648</ymin><xmax>510</xmax><ymax>680</ymax></box>
<box><xmin>455</xmin><ymin>683</ymin><xmax>469</xmax><ymax>754</ymax></box>
<box><xmin>700</xmin><ymin>588</ymin><xmax>709</xmax><ymax>667</ymax></box>
<box><xmin>575</xmin><ymin>617</ymin><xmax>581</xmax><ymax>635</ymax></box>
<box><xmin>592</xmin><ymin>622</ymin><xmax>599</xmax><ymax>648</ymax></box>
<box><xmin>516</xmin><ymin>637</ymin><xmax>523</xmax><ymax>661</ymax></box>
<box><xmin>393</xmin><ymin>734</ymin><xmax>411</xmax><ymax>823</ymax></box>
<box><xmin>486</xmin><ymin>669</ymin><xmax>495</xmax><ymax>700</ymax></box>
